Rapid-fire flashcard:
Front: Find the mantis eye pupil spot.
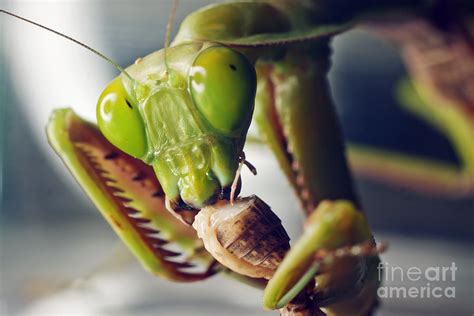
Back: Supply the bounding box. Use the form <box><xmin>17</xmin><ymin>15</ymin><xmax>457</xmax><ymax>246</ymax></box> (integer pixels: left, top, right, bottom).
<box><xmin>125</xmin><ymin>100</ymin><xmax>133</xmax><ymax>109</ymax></box>
<box><xmin>229</xmin><ymin>64</ymin><xmax>237</xmax><ymax>71</ymax></box>
<box><xmin>104</xmin><ymin>152</ymin><xmax>119</xmax><ymax>160</ymax></box>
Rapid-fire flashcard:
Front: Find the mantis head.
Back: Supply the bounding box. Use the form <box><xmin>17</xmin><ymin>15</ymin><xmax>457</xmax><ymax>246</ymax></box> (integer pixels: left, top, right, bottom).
<box><xmin>96</xmin><ymin>43</ymin><xmax>257</xmax><ymax>212</ymax></box>
<box><xmin>0</xmin><ymin>7</ymin><xmax>257</xmax><ymax>214</ymax></box>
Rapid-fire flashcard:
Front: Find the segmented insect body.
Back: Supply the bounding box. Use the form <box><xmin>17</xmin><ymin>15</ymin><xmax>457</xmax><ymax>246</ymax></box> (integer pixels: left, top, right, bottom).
<box><xmin>0</xmin><ymin>1</ymin><xmax>397</xmax><ymax>315</ymax></box>
<box><xmin>194</xmin><ymin>195</ymin><xmax>290</xmax><ymax>279</ymax></box>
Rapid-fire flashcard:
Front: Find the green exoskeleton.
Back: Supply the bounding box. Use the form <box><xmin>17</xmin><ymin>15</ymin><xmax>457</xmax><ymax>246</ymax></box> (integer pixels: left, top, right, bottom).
<box><xmin>2</xmin><ymin>1</ymin><xmax>425</xmax><ymax>315</ymax></box>
<box><xmin>96</xmin><ymin>42</ymin><xmax>257</xmax><ymax>213</ymax></box>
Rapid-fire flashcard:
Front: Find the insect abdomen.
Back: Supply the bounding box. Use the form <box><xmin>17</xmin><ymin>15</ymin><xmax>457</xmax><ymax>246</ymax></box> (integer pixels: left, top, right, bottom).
<box><xmin>194</xmin><ymin>195</ymin><xmax>290</xmax><ymax>279</ymax></box>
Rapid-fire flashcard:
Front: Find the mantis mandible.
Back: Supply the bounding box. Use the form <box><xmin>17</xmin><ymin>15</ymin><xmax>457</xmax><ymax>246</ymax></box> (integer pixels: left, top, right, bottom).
<box><xmin>4</xmin><ymin>1</ymin><xmax>471</xmax><ymax>315</ymax></box>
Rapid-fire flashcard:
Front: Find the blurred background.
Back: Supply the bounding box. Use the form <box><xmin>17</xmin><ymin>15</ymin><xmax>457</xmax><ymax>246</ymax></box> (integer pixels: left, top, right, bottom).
<box><xmin>1</xmin><ymin>1</ymin><xmax>473</xmax><ymax>315</ymax></box>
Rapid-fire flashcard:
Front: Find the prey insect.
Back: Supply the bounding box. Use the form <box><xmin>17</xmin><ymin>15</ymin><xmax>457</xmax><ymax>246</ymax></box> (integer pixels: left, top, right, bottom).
<box><xmin>11</xmin><ymin>0</ymin><xmax>474</xmax><ymax>314</ymax></box>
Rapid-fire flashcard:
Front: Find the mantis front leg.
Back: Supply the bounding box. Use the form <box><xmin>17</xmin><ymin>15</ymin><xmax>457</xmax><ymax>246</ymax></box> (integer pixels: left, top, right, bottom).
<box><xmin>266</xmin><ymin>200</ymin><xmax>381</xmax><ymax>316</ymax></box>
<box><xmin>47</xmin><ymin>109</ymin><xmax>216</xmax><ymax>281</ymax></box>
<box><xmin>254</xmin><ymin>45</ymin><xmax>357</xmax><ymax>213</ymax></box>
<box><xmin>252</xmin><ymin>47</ymin><xmax>381</xmax><ymax>315</ymax></box>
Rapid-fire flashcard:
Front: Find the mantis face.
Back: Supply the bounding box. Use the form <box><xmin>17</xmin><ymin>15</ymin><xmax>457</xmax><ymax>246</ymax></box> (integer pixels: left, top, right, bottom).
<box><xmin>96</xmin><ymin>43</ymin><xmax>256</xmax><ymax>210</ymax></box>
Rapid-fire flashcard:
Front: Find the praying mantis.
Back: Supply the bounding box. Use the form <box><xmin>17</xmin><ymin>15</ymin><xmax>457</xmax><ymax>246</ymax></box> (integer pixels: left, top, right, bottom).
<box><xmin>2</xmin><ymin>1</ymin><xmax>473</xmax><ymax>315</ymax></box>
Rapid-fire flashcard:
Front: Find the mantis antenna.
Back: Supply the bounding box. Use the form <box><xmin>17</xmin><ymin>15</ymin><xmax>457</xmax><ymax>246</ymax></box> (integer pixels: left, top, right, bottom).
<box><xmin>0</xmin><ymin>9</ymin><xmax>134</xmax><ymax>81</ymax></box>
<box><xmin>163</xmin><ymin>0</ymin><xmax>180</xmax><ymax>75</ymax></box>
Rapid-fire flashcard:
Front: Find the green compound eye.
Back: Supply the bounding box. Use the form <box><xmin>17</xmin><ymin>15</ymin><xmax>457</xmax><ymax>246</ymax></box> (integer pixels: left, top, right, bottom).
<box><xmin>189</xmin><ymin>46</ymin><xmax>256</xmax><ymax>135</ymax></box>
<box><xmin>97</xmin><ymin>77</ymin><xmax>148</xmax><ymax>158</ymax></box>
